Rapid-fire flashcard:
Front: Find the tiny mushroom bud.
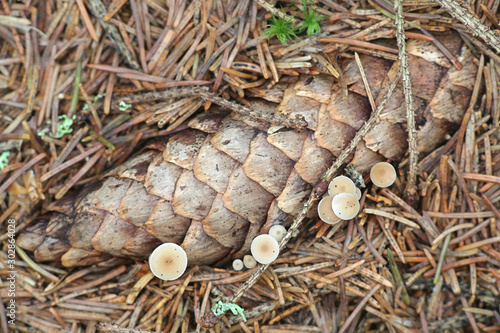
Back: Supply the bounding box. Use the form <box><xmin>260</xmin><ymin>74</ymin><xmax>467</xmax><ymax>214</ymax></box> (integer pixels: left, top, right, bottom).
<box><xmin>149</xmin><ymin>243</ymin><xmax>188</xmax><ymax>281</ymax></box>
<box><xmin>370</xmin><ymin>162</ymin><xmax>397</xmax><ymax>188</ymax></box>
<box><xmin>251</xmin><ymin>234</ymin><xmax>280</xmax><ymax>265</ymax></box>
<box><xmin>331</xmin><ymin>193</ymin><xmax>360</xmax><ymax>220</ymax></box>
<box><xmin>354</xmin><ymin>187</ymin><xmax>362</xmax><ymax>201</ymax></box>
<box><xmin>269</xmin><ymin>225</ymin><xmax>287</xmax><ymax>242</ymax></box>
<box><xmin>232</xmin><ymin>259</ymin><xmax>244</xmax><ymax>271</ymax></box>
<box><xmin>318</xmin><ymin>196</ymin><xmax>341</xmax><ymax>224</ymax></box>
<box><xmin>328</xmin><ymin>175</ymin><xmax>356</xmax><ymax>197</ymax></box>
<box><xmin>243</xmin><ymin>255</ymin><xmax>257</xmax><ymax>269</ymax></box>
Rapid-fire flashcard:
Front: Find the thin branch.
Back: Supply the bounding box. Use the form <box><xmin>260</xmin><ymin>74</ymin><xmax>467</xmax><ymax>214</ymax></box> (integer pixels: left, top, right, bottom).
<box><xmin>370</xmin><ymin>0</ymin><xmax>462</xmax><ymax>69</ymax></box>
<box><xmin>256</xmin><ymin>0</ymin><xmax>299</xmax><ymax>23</ymax></box>
<box><xmin>434</xmin><ymin>0</ymin><xmax>500</xmax><ymax>54</ymax></box>
<box><xmin>321</xmin><ymin>66</ymin><xmax>402</xmax><ymax>183</ymax></box>
<box><xmin>101</xmin><ymin>86</ymin><xmax>308</xmax><ymax>130</ymax></box>
<box><xmin>394</xmin><ymin>0</ymin><xmax>418</xmax><ymax>205</ymax></box>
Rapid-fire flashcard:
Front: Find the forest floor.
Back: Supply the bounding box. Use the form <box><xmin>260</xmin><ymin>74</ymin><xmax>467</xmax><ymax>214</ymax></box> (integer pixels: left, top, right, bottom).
<box><xmin>1</xmin><ymin>0</ymin><xmax>500</xmax><ymax>332</ymax></box>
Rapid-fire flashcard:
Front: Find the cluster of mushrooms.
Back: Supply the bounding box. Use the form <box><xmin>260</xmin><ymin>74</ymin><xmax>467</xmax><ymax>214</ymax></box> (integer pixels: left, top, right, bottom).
<box><xmin>318</xmin><ymin>162</ymin><xmax>397</xmax><ymax>225</ymax></box>
<box><xmin>148</xmin><ymin>162</ymin><xmax>396</xmax><ymax>281</ymax></box>
<box><xmin>147</xmin><ymin>225</ymin><xmax>288</xmax><ymax>281</ymax></box>
<box><xmin>233</xmin><ymin>224</ymin><xmax>287</xmax><ymax>270</ymax></box>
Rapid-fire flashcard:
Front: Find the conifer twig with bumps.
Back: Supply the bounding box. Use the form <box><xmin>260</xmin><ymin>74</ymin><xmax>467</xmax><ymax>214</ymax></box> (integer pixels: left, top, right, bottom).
<box><xmin>394</xmin><ymin>0</ymin><xmax>418</xmax><ymax>205</ymax></box>
<box><xmin>91</xmin><ymin>86</ymin><xmax>309</xmax><ymax>130</ymax></box>
<box><xmin>434</xmin><ymin>0</ymin><xmax>500</xmax><ymax>54</ymax></box>
<box><xmin>256</xmin><ymin>0</ymin><xmax>298</xmax><ymax>23</ymax></box>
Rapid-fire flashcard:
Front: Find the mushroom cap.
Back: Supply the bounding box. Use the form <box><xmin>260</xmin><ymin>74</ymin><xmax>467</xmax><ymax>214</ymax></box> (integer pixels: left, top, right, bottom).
<box><xmin>232</xmin><ymin>259</ymin><xmax>244</xmax><ymax>271</ymax></box>
<box><xmin>331</xmin><ymin>193</ymin><xmax>360</xmax><ymax>220</ymax></box>
<box><xmin>328</xmin><ymin>176</ymin><xmax>356</xmax><ymax>197</ymax></box>
<box><xmin>148</xmin><ymin>243</ymin><xmax>188</xmax><ymax>281</ymax></box>
<box><xmin>243</xmin><ymin>255</ymin><xmax>257</xmax><ymax>269</ymax></box>
<box><xmin>268</xmin><ymin>225</ymin><xmax>287</xmax><ymax>242</ymax></box>
<box><xmin>251</xmin><ymin>234</ymin><xmax>280</xmax><ymax>264</ymax></box>
<box><xmin>354</xmin><ymin>187</ymin><xmax>362</xmax><ymax>200</ymax></box>
<box><xmin>318</xmin><ymin>196</ymin><xmax>341</xmax><ymax>224</ymax></box>
<box><xmin>370</xmin><ymin>162</ymin><xmax>397</xmax><ymax>188</ymax></box>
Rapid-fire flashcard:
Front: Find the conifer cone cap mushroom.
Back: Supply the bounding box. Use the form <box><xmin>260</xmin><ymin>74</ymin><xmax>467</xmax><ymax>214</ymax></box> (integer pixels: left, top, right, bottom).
<box><xmin>243</xmin><ymin>255</ymin><xmax>257</xmax><ymax>269</ymax></box>
<box><xmin>328</xmin><ymin>176</ymin><xmax>356</xmax><ymax>197</ymax></box>
<box><xmin>251</xmin><ymin>235</ymin><xmax>280</xmax><ymax>264</ymax></box>
<box><xmin>370</xmin><ymin>162</ymin><xmax>397</xmax><ymax>188</ymax></box>
<box><xmin>149</xmin><ymin>243</ymin><xmax>188</xmax><ymax>281</ymax></box>
<box><xmin>318</xmin><ymin>196</ymin><xmax>341</xmax><ymax>224</ymax></box>
<box><xmin>232</xmin><ymin>259</ymin><xmax>244</xmax><ymax>271</ymax></box>
<box><xmin>331</xmin><ymin>193</ymin><xmax>360</xmax><ymax>220</ymax></box>
<box><xmin>354</xmin><ymin>187</ymin><xmax>362</xmax><ymax>200</ymax></box>
<box><xmin>268</xmin><ymin>225</ymin><xmax>287</xmax><ymax>242</ymax></box>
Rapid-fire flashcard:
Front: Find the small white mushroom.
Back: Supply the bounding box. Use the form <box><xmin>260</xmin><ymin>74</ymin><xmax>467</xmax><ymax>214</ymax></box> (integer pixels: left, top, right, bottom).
<box><xmin>331</xmin><ymin>193</ymin><xmax>360</xmax><ymax>220</ymax></box>
<box><xmin>318</xmin><ymin>196</ymin><xmax>341</xmax><ymax>224</ymax></box>
<box><xmin>354</xmin><ymin>187</ymin><xmax>362</xmax><ymax>200</ymax></box>
<box><xmin>232</xmin><ymin>259</ymin><xmax>244</xmax><ymax>271</ymax></box>
<box><xmin>243</xmin><ymin>255</ymin><xmax>257</xmax><ymax>269</ymax></box>
<box><xmin>269</xmin><ymin>225</ymin><xmax>287</xmax><ymax>242</ymax></box>
<box><xmin>370</xmin><ymin>162</ymin><xmax>397</xmax><ymax>188</ymax></box>
<box><xmin>328</xmin><ymin>175</ymin><xmax>356</xmax><ymax>197</ymax></box>
<box><xmin>148</xmin><ymin>243</ymin><xmax>188</xmax><ymax>281</ymax></box>
<box><xmin>251</xmin><ymin>234</ymin><xmax>280</xmax><ymax>264</ymax></box>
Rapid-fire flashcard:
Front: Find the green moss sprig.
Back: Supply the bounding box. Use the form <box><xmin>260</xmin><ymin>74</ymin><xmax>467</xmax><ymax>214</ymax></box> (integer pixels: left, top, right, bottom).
<box><xmin>300</xmin><ymin>6</ymin><xmax>326</xmax><ymax>36</ymax></box>
<box><xmin>0</xmin><ymin>151</ymin><xmax>10</xmax><ymax>171</ymax></box>
<box><xmin>262</xmin><ymin>1</ymin><xmax>326</xmax><ymax>44</ymax></box>
<box><xmin>262</xmin><ymin>15</ymin><xmax>298</xmax><ymax>45</ymax></box>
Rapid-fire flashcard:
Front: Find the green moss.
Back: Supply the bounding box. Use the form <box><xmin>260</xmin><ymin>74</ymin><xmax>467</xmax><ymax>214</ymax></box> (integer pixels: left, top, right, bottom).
<box><xmin>119</xmin><ymin>100</ymin><xmax>132</xmax><ymax>111</ymax></box>
<box><xmin>0</xmin><ymin>151</ymin><xmax>10</xmax><ymax>170</ymax></box>
<box><xmin>300</xmin><ymin>6</ymin><xmax>326</xmax><ymax>36</ymax></box>
<box><xmin>262</xmin><ymin>15</ymin><xmax>298</xmax><ymax>45</ymax></box>
<box><xmin>211</xmin><ymin>301</ymin><xmax>246</xmax><ymax>322</ymax></box>
<box><xmin>37</xmin><ymin>114</ymin><xmax>76</xmax><ymax>139</ymax></box>
<box><xmin>261</xmin><ymin>2</ymin><xmax>325</xmax><ymax>44</ymax></box>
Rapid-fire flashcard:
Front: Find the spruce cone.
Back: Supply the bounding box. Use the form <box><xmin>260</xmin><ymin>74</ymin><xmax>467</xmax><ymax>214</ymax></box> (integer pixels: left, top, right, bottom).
<box><xmin>18</xmin><ymin>34</ymin><xmax>477</xmax><ymax>267</ymax></box>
